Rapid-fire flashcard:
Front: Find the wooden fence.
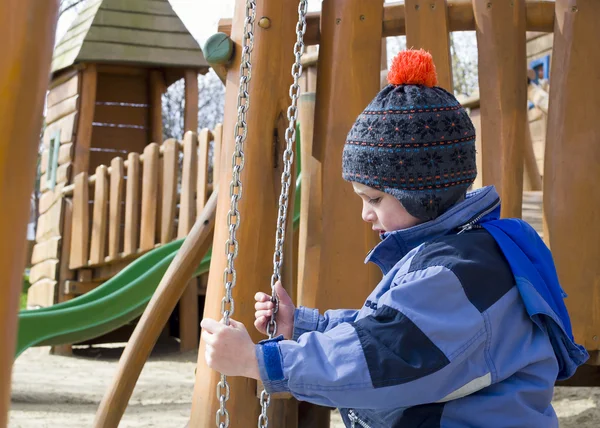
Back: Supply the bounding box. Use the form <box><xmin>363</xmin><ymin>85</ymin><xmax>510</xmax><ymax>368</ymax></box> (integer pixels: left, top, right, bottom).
<box><xmin>64</xmin><ymin>125</ymin><xmax>222</xmax><ymax>274</ymax></box>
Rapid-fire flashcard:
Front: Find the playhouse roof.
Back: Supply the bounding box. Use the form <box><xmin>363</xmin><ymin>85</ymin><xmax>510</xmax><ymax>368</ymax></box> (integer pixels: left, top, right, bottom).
<box><xmin>51</xmin><ymin>0</ymin><xmax>208</xmax><ymax>74</ymax></box>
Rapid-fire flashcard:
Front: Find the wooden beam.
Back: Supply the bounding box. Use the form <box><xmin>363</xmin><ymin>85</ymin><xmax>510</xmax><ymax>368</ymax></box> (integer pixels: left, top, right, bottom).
<box><xmin>405</xmin><ymin>0</ymin><xmax>454</xmax><ymax>92</ymax></box>
<box><xmin>139</xmin><ymin>143</ymin><xmax>159</xmax><ymax>251</ymax></box>
<box><xmin>474</xmin><ymin>0</ymin><xmax>527</xmax><ymax>218</ymax></box>
<box><xmin>160</xmin><ymin>139</ymin><xmax>178</xmax><ymax>243</ymax></box>
<box><xmin>218</xmin><ymin>0</ymin><xmax>556</xmax><ymax>45</ymax></box>
<box><xmin>94</xmin><ymin>191</ymin><xmax>217</xmax><ymax>428</ymax></box>
<box><xmin>0</xmin><ymin>1</ymin><xmax>59</xmax><ymax>425</ymax></box>
<box><xmin>544</xmin><ymin>0</ymin><xmax>600</xmax><ymax>352</ymax></box>
<box><xmin>89</xmin><ymin>165</ymin><xmax>109</xmax><ymax>265</ymax></box>
<box><xmin>184</xmin><ymin>70</ymin><xmax>199</xmax><ymax>133</ymax></box>
<box><xmin>108</xmin><ymin>157</ymin><xmax>125</xmax><ymax>259</ymax></box>
<box><xmin>149</xmin><ymin>70</ymin><xmax>166</xmax><ymax>144</ymax></box>
<box><xmin>73</xmin><ymin>64</ymin><xmax>97</xmax><ymax>176</ymax></box>
<box><xmin>191</xmin><ymin>0</ymin><xmax>301</xmax><ymax>426</ymax></box>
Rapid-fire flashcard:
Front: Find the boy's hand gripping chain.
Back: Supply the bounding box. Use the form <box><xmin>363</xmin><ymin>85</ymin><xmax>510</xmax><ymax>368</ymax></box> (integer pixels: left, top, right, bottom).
<box><xmin>258</xmin><ymin>2</ymin><xmax>308</xmax><ymax>428</ymax></box>
<box><xmin>216</xmin><ymin>1</ymin><xmax>256</xmax><ymax>427</ymax></box>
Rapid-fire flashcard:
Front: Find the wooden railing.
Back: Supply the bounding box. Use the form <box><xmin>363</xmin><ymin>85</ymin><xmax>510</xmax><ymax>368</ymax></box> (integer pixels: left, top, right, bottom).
<box><xmin>64</xmin><ymin>126</ymin><xmax>222</xmax><ymax>271</ymax></box>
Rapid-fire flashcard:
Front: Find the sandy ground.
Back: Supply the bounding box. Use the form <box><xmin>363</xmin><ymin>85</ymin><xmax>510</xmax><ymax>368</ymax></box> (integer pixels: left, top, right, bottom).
<box><xmin>9</xmin><ymin>343</ymin><xmax>600</xmax><ymax>428</ymax></box>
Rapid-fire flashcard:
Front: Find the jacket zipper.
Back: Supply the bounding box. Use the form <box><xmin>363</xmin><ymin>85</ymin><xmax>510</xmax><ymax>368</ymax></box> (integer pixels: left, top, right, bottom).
<box><xmin>457</xmin><ymin>197</ymin><xmax>500</xmax><ymax>235</ymax></box>
<box><xmin>348</xmin><ymin>410</ymin><xmax>372</xmax><ymax>428</ymax></box>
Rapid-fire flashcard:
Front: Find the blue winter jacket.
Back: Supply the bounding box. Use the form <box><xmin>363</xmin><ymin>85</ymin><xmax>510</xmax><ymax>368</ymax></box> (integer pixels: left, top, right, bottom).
<box><xmin>255</xmin><ymin>186</ymin><xmax>588</xmax><ymax>427</ymax></box>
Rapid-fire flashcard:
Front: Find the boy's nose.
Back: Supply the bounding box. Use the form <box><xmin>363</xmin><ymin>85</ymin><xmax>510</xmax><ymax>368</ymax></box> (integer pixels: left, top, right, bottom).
<box><xmin>362</xmin><ymin>203</ymin><xmax>376</xmax><ymax>223</ymax></box>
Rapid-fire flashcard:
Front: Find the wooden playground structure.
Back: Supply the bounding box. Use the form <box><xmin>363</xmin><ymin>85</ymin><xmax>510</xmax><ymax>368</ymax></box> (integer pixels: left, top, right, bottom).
<box><xmin>2</xmin><ymin>0</ymin><xmax>600</xmax><ymax>427</ymax></box>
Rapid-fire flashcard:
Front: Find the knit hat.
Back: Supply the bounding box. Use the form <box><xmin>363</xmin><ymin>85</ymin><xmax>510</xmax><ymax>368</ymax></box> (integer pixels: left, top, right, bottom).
<box><xmin>342</xmin><ymin>49</ymin><xmax>477</xmax><ymax>221</ymax></box>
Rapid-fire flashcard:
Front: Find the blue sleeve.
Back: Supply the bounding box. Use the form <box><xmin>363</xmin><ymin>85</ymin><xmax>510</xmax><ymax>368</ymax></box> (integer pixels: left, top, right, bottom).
<box><xmin>256</xmin><ymin>266</ymin><xmax>492</xmax><ymax>409</ymax></box>
<box><xmin>292</xmin><ymin>306</ymin><xmax>359</xmax><ymax>340</ymax></box>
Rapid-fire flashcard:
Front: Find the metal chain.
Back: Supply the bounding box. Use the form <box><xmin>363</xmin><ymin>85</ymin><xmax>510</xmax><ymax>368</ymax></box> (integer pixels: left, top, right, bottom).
<box><xmin>216</xmin><ymin>1</ymin><xmax>256</xmax><ymax>428</ymax></box>
<box><xmin>258</xmin><ymin>1</ymin><xmax>308</xmax><ymax>427</ymax></box>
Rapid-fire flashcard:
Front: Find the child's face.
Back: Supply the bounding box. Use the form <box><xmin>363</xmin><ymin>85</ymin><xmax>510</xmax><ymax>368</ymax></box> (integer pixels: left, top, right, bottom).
<box><xmin>352</xmin><ymin>182</ymin><xmax>422</xmax><ymax>233</ymax></box>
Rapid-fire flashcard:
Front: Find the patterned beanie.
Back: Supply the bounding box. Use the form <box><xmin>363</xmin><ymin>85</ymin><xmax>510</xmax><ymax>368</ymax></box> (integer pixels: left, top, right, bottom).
<box><xmin>342</xmin><ymin>49</ymin><xmax>477</xmax><ymax>221</ymax></box>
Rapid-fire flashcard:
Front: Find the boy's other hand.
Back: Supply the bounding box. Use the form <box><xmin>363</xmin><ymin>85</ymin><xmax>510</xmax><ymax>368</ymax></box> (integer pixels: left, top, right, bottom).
<box><xmin>254</xmin><ymin>281</ymin><xmax>295</xmax><ymax>340</ymax></box>
<box><xmin>201</xmin><ymin>318</ymin><xmax>260</xmax><ymax>380</ymax></box>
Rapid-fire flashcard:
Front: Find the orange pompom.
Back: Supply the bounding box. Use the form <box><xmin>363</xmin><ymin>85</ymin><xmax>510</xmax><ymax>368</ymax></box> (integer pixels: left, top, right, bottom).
<box><xmin>387</xmin><ymin>49</ymin><xmax>438</xmax><ymax>87</ymax></box>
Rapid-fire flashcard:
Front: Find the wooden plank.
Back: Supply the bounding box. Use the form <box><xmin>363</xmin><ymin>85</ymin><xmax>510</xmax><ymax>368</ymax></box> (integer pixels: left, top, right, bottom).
<box><xmin>150</xmin><ymin>70</ymin><xmax>166</xmax><ymax>143</ymax></box>
<box><xmin>47</xmin><ymin>73</ymin><xmax>79</xmax><ymax>108</ymax></box>
<box><xmin>31</xmin><ymin>237</ymin><xmax>61</xmax><ymax>264</ymax></box>
<box><xmin>90</xmin><ymin>165</ymin><xmax>109</xmax><ymax>265</ymax></box>
<box><xmin>0</xmin><ymin>3</ymin><xmax>59</xmax><ymax>420</ymax></box>
<box><xmin>178</xmin><ymin>132</ymin><xmax>197</xmax><ymax>238</ymax></box>
<box><xmin>190</xmin><ymin>0</ymin><xmax>303</xmax><ymax>425</ymax></box>
<box><xmin>69</xmin><ymin>173</ymin><xmax>90</xmax><ymax>269</ymax></box>
<box><xmin>90</xmin><ymin>126</ymin><xmax>148</xmax><ymax>151</ymax></box>
<box><xmin>39</xmin><ymin>184</ymin><xmax>65</xmax><ymax>214</ymax></box>
<box><xmin>184</xmin><ymin>70</ymin><xmax>199</xmax><ymax>133</ymax></box>
<box><xmin>36</xmin><ymin>198</ymin><xmax>63</xmax><ymax>243</ymax></box>
<box><xmin>405</xmin><ymin>0</ymin><xmax>453</xmax><ymax>91</ymax></box>
<box><xmin>160</xmin><ymin>139</ymin><xmax>179</xmax><ymax>243</ymax></box>
<box><xmin>124</xmin><ymin>152</ymin><xmax>141</xmax><ymax>256</ymax></box>
<box><xmin>40</xmin><ymin>149</ymin><xmax>49</xmax><ymax>174</ymax></box>
<box><xmin>86</xmin><ymin>26</ymin><xmax>199</xmax><ymax>50</ymax></box>
<box><xmin>46</xmin><ymin>95</ymin><xmax>79</xmax><ymax>125</ymax></box>
<box><xmin>63</xmin><ymin>280</ymin><xmax>100</xmax><ymax>296</ymax></box>
<box><xmin>470</xmin><ymin>108</ymin><xmax>483</xmax><ymax>189</ymax></box>
<box><xmin>544</xmin><ymin>0</ymin><xmax>600</xmax><ymax>352</ymax></box>
<box><xmin>108</xmin><ymin>157</ymin><xmax>125</xmax><ymax>259</ymax></box>
<box><xmin>29</xmin><ymin>259</ymin><xmax>59</xmax><ymax>283</ymax></box>
<box><xmin>43</xmin><ymin>111</ymin><xmax>78</xmax><ymax>146</ymax></box>
<box><xmin>139</xmin><ymin>143</ymin><xmax>159</xmax><ymax>250</ymax></box>
<box><xmin>92</xmin><ymin>9</ymin><xmax>188</xmax><ymax>33</ymax></box>
<box><xmin>474</xmin><ymin>0</ymin><xmax>527</xmax><ymax>218</ymax></box>
<box><xmin>96</xmin><ymin>72</ymin><xmax>149</xmax><ymax>104</ymax></box>
<box><xmin>56</xmin><ymin>162</ymin><xmax>72</xmax><ymax>184</ymax></box>
<box><xmin>26</xmin><ymin>279</ymin><xmax>57</xmax><ymax>309</ymax></box>
<box><xmin>212</xmin><ymin>123</ymin><xmax>223</xmax><ymax>186</ymax></box>
<box><xmin>526</xmin><ymin>32</ymin><xmax>553</xmax><ymax>57</ymax></box>
<box><xmin>58</xmin><ymin>143</ymin><xmax>74</xmax><ymax>165</ymax></box>
<box><xmin>93</xmin><ymin>103</ymin><xmax>148</xmax><ymax>127</ymax></box>
<box><xmin>523</xmin><ymin>121</ymin><xmax>542</xmax><ymax>191</ymax></box>
<box><xmin>297</xmin><ymin>92</ymin><xmax>323</xmax><ymax>312</ymax></box>
<box><xmin>219</xmin><ymin>1</ymin><xmax>556</xmax><ymax>44</ymax></box>
<box><xmin>196</xmin><ymin>129</ymin><xmax>210</xmax><ymax>213</ymax></box>
<box><xmin>101</xmin><ymin>0</ymin><xmax>176</xmax><ymax>16</ymax></box>
<box><xmin>73</xmin><ymin>65</ymin><xmax>98</xmax><ymax>177</ymax></box>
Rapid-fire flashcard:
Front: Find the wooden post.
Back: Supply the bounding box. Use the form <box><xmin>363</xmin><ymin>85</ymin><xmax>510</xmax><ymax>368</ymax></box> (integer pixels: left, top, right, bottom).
<box><xmin>73</xmin><ymin>64</ymin><xmax>98</xmax><ymax>176</ymax></box>
<box><xmin>190</xmin><ymin>0</ymin><xmax>299</xmax><ymax>426</ymax></box>
<box><xmin>149</xmin><ymin>70</ymin><xmax>166</xmax><ymax>144</ymax></box>
<box><xmin>123</xmin><ymin>152</ymin><xmax>140</xmax><ymax>256</ymax></box>
<box><xmin>70</xmin><ymin>173</ymin><xmax>90</xmax><ymax>269</ymax></box>
<box><xmin>184</xmin><ymin>70</ymin><xmax>199</xmax><ymax>133</ymax></box>
<box><xmin>544</xmin><ymin>0</ymin><xmax>600</xmax><ymax>358</ymax></box>
<box><xmin>196</xmin><ymin>129</ymin><xmax>211</xmax><ymax>212</ymax></box>
<box><xmin>474</xmin><ymin>0</ymin><xmax>527</xmax><ymax>218</ymax></box>
<box><xmin>311</xmin><ymin>0</ymin><xmax>383</xmax><ymax>318</ymax></box>
<box><xmin>179</xmin><ymin>131</ymin><xmax>200</xmax><ymax>352</ymax></box>
<box><xmin>405</xmin><ymin>0</ymin><xmax>454</xmax><ymax>91</ymax></box>
<box><xmin>0</xmin><ymin>1</ymin><xmax>59</xmax><ymax>426</ymax></box>
<box><xmin>139</xmin><ymin>143</ymin><xmax>160</xmax><ymax>251</ymax></box>
<box><xmin>212</xmin><ymin>123</ymin><xmax>223</xmax><ymax>189</ymax></box>
<box><xmin>160</xmin><ymin>139</ymin><xmax>179</xmax><ymax>243</ymax></box>
<box><xmin>89</xmin><ymin>165</ymin><xmax>109</xmax><ymax>265</ymax></box>
<box><xmin>108</xmin><ymin>157</ymin><xmax>124</xmax><ymax>259</ymax></box>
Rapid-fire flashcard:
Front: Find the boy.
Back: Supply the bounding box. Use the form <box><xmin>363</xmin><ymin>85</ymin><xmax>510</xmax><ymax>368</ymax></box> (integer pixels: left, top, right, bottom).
<box><xmin>201</xmin><ymin>50</ymin><xmax>588</xmax><ymax>427</ymax></box>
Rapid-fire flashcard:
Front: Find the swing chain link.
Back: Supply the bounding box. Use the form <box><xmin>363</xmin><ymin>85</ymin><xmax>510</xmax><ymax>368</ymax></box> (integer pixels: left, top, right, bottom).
<box><xmin>258</xmin><ymin>1</ymin><xmax>308</xmax><ymax>427</ymax></box>
<box><xmin>216</xmin><ymin>1</ymin><xmax>256</xmax><ymax>428</ymax></box>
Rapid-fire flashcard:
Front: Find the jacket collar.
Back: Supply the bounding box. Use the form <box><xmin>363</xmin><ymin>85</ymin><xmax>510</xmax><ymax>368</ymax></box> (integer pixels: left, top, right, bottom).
<box><xmin>365</xmin><ymin>186</ymin><xmax>501</xmax><ymax>274</ymax></box>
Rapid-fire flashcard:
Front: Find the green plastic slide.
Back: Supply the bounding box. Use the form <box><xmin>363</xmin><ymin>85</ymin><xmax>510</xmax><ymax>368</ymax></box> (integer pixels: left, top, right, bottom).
<box><xmin>16</xmin><ymin>173</ymin><xmax>303</xmax><ymax>359</ymax></box>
